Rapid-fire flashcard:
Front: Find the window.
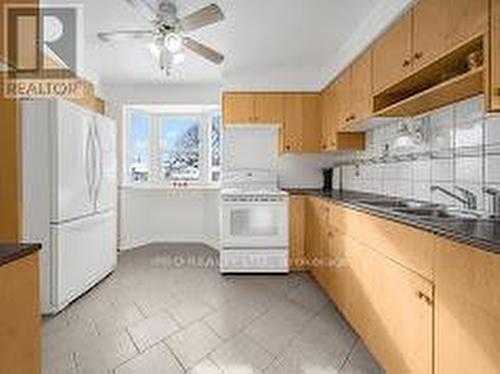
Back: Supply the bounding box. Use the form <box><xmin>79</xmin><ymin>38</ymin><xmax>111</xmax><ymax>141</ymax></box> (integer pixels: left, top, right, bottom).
<box><xmin>160</xmin><ymin>116</ymin><xmax>201</xmax><ymax>180</ymax></box>
<box><xmin>124</xmin><ymin>106</ymin><xmax>221</xmax><ymax>186</ymax></box>
<box><xmin>127</xmin><ymin>110</ymin><xmax>152</xmax><ymax>183</ymax></box>
<box><xmin>210</xmin><ymin>112</ymin><xmax>222</xmax><ymax>183</ymax></box>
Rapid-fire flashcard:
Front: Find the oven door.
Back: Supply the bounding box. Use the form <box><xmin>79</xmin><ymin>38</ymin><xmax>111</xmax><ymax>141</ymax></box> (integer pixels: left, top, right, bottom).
<box><xmin>221</xmin><ymin>200</ymin><xmax>288</xmax><ymax>248</ymax></box>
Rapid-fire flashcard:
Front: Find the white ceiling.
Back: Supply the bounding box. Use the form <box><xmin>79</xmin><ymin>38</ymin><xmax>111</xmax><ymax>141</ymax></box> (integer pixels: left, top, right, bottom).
<box><xmin>42</xmin><ymin>0</ymin><xmax>412</xmax><ymax>89</ymax></box>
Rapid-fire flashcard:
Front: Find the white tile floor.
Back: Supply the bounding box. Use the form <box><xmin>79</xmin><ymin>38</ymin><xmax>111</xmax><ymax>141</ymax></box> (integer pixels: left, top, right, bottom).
<box><xmin>42</xmin><ymin>243</ymin><xmax>383</xmax><ymax>374</ymax></box>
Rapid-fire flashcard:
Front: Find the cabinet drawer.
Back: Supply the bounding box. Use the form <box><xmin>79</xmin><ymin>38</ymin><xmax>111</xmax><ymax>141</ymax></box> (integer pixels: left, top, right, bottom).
<box><xmin>330</xmin><ymin>203</ymin><xmax>434</xmax><ymax>280</ymax></box>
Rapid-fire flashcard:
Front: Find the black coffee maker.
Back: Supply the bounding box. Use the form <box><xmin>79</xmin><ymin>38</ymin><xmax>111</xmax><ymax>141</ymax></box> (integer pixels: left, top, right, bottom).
<box><xmin>322</xmin><ymin>168</ymin><xmax>333</xmax><ymax>192</ymax></box>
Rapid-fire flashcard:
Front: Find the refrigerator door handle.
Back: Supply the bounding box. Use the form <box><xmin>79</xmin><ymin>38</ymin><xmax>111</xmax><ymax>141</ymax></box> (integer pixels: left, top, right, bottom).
<box><xmin>93</xmin><ymin>118</ymin><xmax>104</xmax><ymax>208</ymax></box>
<box><xmin>85</xmin><ymin>123</ymin><xmax>94</xmax><ymax>203</ymax></box>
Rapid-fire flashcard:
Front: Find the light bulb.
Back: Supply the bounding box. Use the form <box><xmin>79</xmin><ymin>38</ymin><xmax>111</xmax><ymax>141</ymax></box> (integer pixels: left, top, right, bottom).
<box><xmin>149</xmin><ymin>43</ymin><xmax>161</xmax><ymax>59</ymax></box>
<box><xmin>164</xmin><ymin>33</ymin><xmax>183</xmax><ymax>53</ymax></box>
<box><xmin>172</xmin><ymin>52</ymin><xmax>185</xmax><ymax>65</ymax></box>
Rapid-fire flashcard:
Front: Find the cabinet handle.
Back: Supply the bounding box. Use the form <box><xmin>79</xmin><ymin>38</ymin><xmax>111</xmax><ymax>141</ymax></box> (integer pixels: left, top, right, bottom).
<box><xmin>402</xmin><ymin>59</ymin><xmax>411</xmax><ymax>67</ymax></box>
<box><xmin>417</xmin><ymin>291</ymin><xmax>433</xmax><ymax>306</ymax></box>
<box><xmin>495</xmin><ymin>88</ymin><xmax>500</xmax><ymax>96</ymax></box>
<box><xmin>285</xmin><ymin>145</ymin><xmax>291</xmax><ymax>151</ymax></box>
<box><xmin>414</xmin><ymin>52</ymin><xmax>424</xmax><ymax>60</ymax></box>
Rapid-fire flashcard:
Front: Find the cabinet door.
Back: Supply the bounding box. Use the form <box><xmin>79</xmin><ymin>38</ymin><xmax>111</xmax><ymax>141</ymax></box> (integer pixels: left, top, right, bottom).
<box><xmin>289</xmin><ymin>196</ymin><xmax>306</xmax><ymax>271</ymax></box>
<box><xmin>301</xmin><ymin>94</ymin><xmax>322</xmax><ymax>153</ymax></box>
<box><xmin>373</xmin><ymin>11</ymin><xmax>413</xmax><ymax>93</ymax></box>
<box><xmin>222</xmin><ymin>93</ymin><xmax>255</xmax><ymax>124</ymax></box>
<box><xmin>491</xmin><ymin>0</ymin><xmax>500</xmax><ymax>111</ymax></box>
<box><xmin>321</xmin><ymin>84</ymin><xmax>337</xmax><ymax>151</ymax></box>
<box><xmin>345</xmin><ymin>234</ymin><xmax>434</xmax><ymax>374</ymax></box>
<box><xmin>282</xmin><ymin>94</ymin><xmax>303</xmax><ymax>153</ymax></box>
<box><xmin>350</xmin><ymin>50</ymin><xmax>373</xmax><ymax>125</ymax></box>
<box><xmin>0</xmin><ymin>254</ymin><xmax>40</xmax><ymax>374</ymax></box>
<box><xmin>435</xmin><ymin>238</ymin><xmax>500</xmax><ymax>373</ymax></box>
<box><xmin>413</xmin><ymin>0</ymin><xmax>488</xmax><ymax>71</ymax></box>
<box><xmin>336</xmin><ymin>69</ymin><xmax>352</xmax><ymax>131</ymax></box>
<box><xmin>254</xmin><ymin>94</ymin><xmax>284</xmax><ymax>124</ymax></box>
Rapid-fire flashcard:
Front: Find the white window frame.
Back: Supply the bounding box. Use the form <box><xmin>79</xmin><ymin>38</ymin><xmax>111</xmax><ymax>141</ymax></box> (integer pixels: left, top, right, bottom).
<box><xmin>122</xmin><ymin>106</ymin><xmax>221</xmax><ymax>188</ymax></box>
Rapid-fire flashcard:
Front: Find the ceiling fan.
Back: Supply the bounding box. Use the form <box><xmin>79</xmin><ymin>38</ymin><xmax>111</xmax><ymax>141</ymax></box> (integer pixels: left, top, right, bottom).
<box><xmin>97</xmin><ymin>0</ymin><xmax>225</xmax><ymax>76</ymax></box>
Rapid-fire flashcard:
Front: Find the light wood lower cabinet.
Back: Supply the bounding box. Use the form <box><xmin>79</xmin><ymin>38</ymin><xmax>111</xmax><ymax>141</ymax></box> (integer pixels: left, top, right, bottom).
<box><xmin>0</xmin><ymin>253</ymin><xmax>41</xmax><ymax>374</ymax></box>
<box><xmin>300</xmin><ymin>196</ymin><xmax>500</xmax><ymax>373</ymax></box>
<box><xmin>289</xmin><ymin>195</ymin><xmax>306</xmax><ymax>271</ymax></box>
<box><xmin>306</xmin><ymin>197</ymin><xmax>434</xmax><ymax>373</ymax></box>
<box><xmin>326</xmin><ymin>221</ymin><xmax>433</xmax><ymax>374</ymax></box>
<box><xmin>435</xmin><ymin>238</ymin><xmax>500</xmax><ymax>373</ymax></box>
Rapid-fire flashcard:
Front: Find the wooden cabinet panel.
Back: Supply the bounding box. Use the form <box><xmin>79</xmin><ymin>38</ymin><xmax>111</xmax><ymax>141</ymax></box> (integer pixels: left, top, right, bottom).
<box><xmin>289</xmin><ymin>195</ymin><xmax>306</xmax><ymax>270</ymax></box>
<box><xmin>222</xmin><ymin>93</ymin><xmax>255</xmax><ymax>124</ymax></box>
<box><xmin>435</xmin><ymin>238</ymin><xmax>500</xmax><ymax>373</ymax></box>
<box><xmin>330</xmin><ymin>203</ymin><xmax>434</xmax><ymax>280</ymax></box>
<box><xmin>0</xmin><ymin>88</ymin><xmax>21</xmax><ymax>241</ymax></box>
<box><xmin>336</xmin><ymin>69</ymin><xmax>352</xmax><ymax>131</ymax></box>
<box><xmin>254</xmin><ymin>94</ymin><xmax>284</xmax><ymax>123</ymax></box>
<box><xmin>373</xmin><ymin>11</ymin><xmax>413</xmax><ymax>93</ymax></box>
<box><xmin>350</xmin><ymin>50</ymin><xmax>373</xmax><ymax>124</ymax></box>
<box><xmin>282</xmin><ymin>94</ymin><xmax>303</xmax><ymax>153</ymax></box>
<box><xmin>0</xmin><ymin>254</ymin><xmax>41</xmax><ymax>374</ymax></box>
<box><xmin>413</xmin><ymin>0</ymin><xmax>488</xmax><ymax>71</ymax></box>
<box><xmin>350</xmin><ymin>236</ymin><xmax>433</xmax><ymax>374</ymax></box>
<box><xmin>321</xmin><ymin>83</ymin><xmax>338</xmax><ymax>151</ymax></box>
<box><xmin>301</xmin><ymin>94</ymin><xmax>322</xmax><ymax>152</ymax></box>
<box><xmin>325</xmin><ymin>228</ymin><xmax>434</xmax><ymax>374</ymax></box>
<box><xmin>305</xmin><ymin>198</ymin><xmax>330</xmax><ymax>285</ymax></box>
<box><xmin>491</xmin><ymin>0</ymin><xmax>500</xmax><ymax>111</ymax></box>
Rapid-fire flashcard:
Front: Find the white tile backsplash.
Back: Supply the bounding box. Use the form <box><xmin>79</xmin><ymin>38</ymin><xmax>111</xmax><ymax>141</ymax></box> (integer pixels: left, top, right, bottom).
<box><xmin>331</xmin><ymin>96</ymin><xmax>500</xmax><ymax>214</ymax></box>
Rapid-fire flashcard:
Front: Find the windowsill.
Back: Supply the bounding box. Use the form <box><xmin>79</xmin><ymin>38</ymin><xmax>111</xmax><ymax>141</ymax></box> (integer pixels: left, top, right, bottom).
<box><xmin>120</xmin><ymin>183</ymin><xmax>221</xmax><ymax>191</ymax></box>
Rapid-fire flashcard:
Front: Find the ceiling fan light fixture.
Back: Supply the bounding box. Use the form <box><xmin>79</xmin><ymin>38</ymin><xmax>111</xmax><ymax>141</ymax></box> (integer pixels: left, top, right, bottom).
<box><xmin>149</xmin><ymin>42</ymin><xmax>161</xmax><ymax>59</ymax></box>
<box><xmin>164</xmin><ymin>33</ymin><xmax>183</xmax><ymax>53</ymax></box>
<box><xmin>172</xmin><ymin>52</ymin><xmax>185</xmax><ymax>65</ymax></box>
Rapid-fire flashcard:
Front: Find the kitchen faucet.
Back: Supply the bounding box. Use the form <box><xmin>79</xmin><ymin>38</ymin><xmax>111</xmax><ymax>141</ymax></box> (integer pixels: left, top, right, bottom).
<box><xmin>484</xmin><ymin>187</ymin><xmax>500</xmax><ymax>217</ymax></box>
<box><xmin>430</xmin><ymin>185</ymin><xmax>478</xmax><ymax>210</ymax></box>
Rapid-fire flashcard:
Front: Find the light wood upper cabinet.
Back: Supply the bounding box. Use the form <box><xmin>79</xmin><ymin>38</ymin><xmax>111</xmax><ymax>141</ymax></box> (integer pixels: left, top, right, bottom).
<box><xmin>223</xmin><ymin>92</ymin><xmax>322</xmax><ymax>153</ymax></box>
<box><xmin>282</xmin><ymin>94</ymin><xmax>303</xmax><ymax>152</ymax></box>
<box><xmin>301</xmin><ymin>94</ymin><xmax>322</xmax><ymax>152</ymax></box>
<box><xmin>491</xmin><ymin>0</ymin><xmax>500</xmax><ymax>111</ymax></box>
<box><xmin>321</xmin><ymin>83</ymin><xmax>337</xmax><ymax>151</ymax></box>
<box><xmin>435</xmin><ymin>238</ymin><xmax>500</xmax><ymax>373</ymax></box>
<box><xmin>412</xmin><ymin>0</ymin><xmax>488</xmax><ymax>71</ymax></box>
<box><xmin>222</xmin><ymin>93</ymin><xmax>256</xmax><ymax>124</ymax></box>
<box><xmin>282</xmin><ymin>94</ymin><xmax>321</xmax><ymax>153</ymax></box>
<box><xmin>373</xmin><ymin>11</ymin><xmax>413</xmax><ymax>93</ymax></box>
<box><xmin>254</xmin><ymin>94</ymin><xmax>284</xmax><ymax>123</ymax></box>
<box><xmin>350</xmin><ymin>50</ymin><xmax>373</xmax><ymax>124</ymax></box>
<box><xmin>335</xmin><ymin>69</ymin><xmax>352</xmax><ymax>130</ymax></box>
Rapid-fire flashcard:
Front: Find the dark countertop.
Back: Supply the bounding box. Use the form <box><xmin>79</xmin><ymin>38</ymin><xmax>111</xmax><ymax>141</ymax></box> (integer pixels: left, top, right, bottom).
<box><xmin>286</xmin><ymin>189</ymin><xmax>500</xmax><ymax>255</ymax></box>
<box><xmin>0</xmin><ymin>243</ymin><xmax>41</xmax><ymax>267</ymax></box>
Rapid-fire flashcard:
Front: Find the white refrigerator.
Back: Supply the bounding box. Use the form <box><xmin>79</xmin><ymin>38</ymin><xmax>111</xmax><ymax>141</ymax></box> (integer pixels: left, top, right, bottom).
<box><xmin>22</xmin><ymin>99</ymin><xmax>117</xmax><ymax>314</ymax></box>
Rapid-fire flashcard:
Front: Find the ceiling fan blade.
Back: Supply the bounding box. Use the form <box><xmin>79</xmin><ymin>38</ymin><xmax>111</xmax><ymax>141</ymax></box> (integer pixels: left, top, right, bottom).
<box><xmin>123</xmin><ymin>0</ymin><xmax>157</xmax><ymax>22</ymax></box>
<box><xmin>183</xmin><ymin>36</ymin><xmax>224</xmax><ymax>64</ymax></box>
<box><xmin>179</xmin><ymin>3</ymin><xmax>224</xmax><ymax>32</ymax></box>
<box><xmin>97</xmin><ymin>30</ymin><xmax>154</xmax><ymax>42</ymax></box>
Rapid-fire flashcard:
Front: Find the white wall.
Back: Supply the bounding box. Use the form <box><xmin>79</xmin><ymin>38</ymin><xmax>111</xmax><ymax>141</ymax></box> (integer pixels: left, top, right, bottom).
<box><xmin>278</xmin><ymin>153</ymin><xmax>335</xmax><ymax>189</ymax></box>
<box><xmin>119</xmin><ymin>188</ymin><xmax>220</xmax><ymax>251</ymax></box>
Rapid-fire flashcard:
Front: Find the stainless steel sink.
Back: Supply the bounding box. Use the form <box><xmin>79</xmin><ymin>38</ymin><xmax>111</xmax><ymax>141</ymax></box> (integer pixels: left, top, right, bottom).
<box><xmin>393</xmin><ymin>207</ymin><xmax>483</xmax><ymax>220</ymax></box>
<box><xmin>357</xmin><ymin>199</ymin><xmax>434</xmax><ymax>210</ymax></box>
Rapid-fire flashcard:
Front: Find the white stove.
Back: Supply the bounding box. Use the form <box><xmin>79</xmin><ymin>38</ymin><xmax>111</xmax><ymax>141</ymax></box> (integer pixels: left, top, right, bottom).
<box><xmin>219</xmin><ymin>170</ymin><xmax>289</xmax><ymax>273</ymax></box>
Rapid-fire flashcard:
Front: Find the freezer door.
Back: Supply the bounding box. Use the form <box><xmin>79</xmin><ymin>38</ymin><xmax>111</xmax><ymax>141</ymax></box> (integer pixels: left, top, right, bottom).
<box><xmin>94</xmin><ymin>114</ymin><xmax>117</xmax><ymax>212</ymax></box>
<box><xmin>51</xmin><ymin>211</ymin><xmax>116</xmax><ymax>312</ymax></box>
<box><xmin>53</xmin><ymin>100</ymin><xmax>96</xmax><ymax>223</ymax></box>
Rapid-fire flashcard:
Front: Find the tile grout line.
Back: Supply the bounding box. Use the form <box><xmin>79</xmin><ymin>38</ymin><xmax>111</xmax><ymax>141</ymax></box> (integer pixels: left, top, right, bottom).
<box><xmin>338</xmin><ymin>337</ymin><xmax>359</xmax><ymax>372</ymax></box>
